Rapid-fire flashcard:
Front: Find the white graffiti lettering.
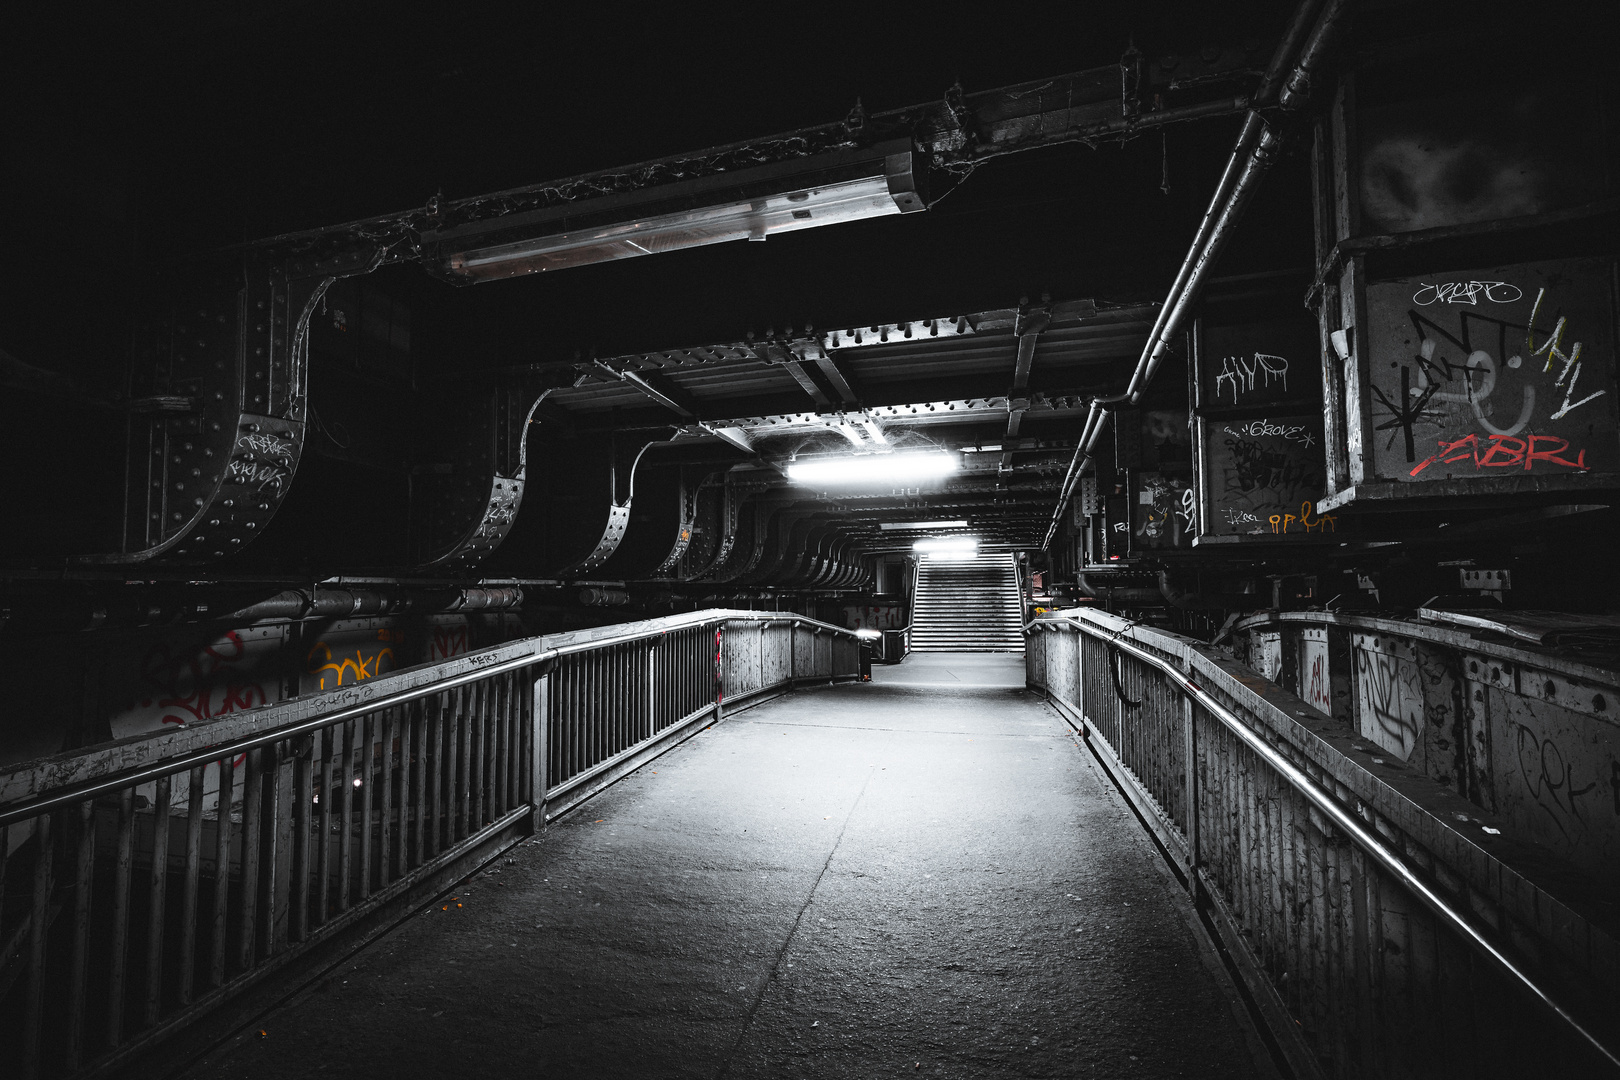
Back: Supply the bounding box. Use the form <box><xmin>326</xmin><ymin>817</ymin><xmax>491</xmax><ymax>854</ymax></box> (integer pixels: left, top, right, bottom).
<box><xmin>1224</xmin><ymin>419</ymin><xmax>1316</xmax><ymax>448</ymax></box>
<box><xmin>1411</xmin><ymin>280</ymin><xmax>1523</xmax><ymax>306</ymax></box>
<box><xmin>1215</xmin><ymin>352</ymin><xmax>1289</xmax><ymax>404</ymax></box>
<box><xmin>1527</xmin><ymin>287</ymin><xmax>1607</xmax><ymax>421</ymax></box>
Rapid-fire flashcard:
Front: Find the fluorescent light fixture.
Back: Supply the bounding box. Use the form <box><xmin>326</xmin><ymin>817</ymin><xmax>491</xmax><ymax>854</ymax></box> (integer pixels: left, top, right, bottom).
<box><xmin>786</xmin><ymin>451</ymin><xmax>957</xmax><ymax>487</ymax></box>
<box><xmin>854</xmin><ymin>628</ymin><xmax>883</xmax><ymax>639</ymax></box>
<box><xmin>879</xmin><ymin>520</ymin><xmax>968</xmax><ymax>531</ymax></box>
<box><xmin>431</xmin><ymin>141</ymin><xmax>926</xmax><ymax>281</ymax></box>
<box><xmin>914</xmin><ymin>536</ymin><xmax>979</xmax><ymax>552</ymax></box>
<box><xmin>962</xmin><ymin>444</ymin><xmax>1004</xmax><ymax>452</ymax></box>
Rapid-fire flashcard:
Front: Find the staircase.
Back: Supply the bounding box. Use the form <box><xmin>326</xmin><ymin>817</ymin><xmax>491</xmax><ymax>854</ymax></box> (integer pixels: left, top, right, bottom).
<box><xmin>909</xmin><ymin>552</ymin><xmax>1025</xmax><ymax>652</ymax></box>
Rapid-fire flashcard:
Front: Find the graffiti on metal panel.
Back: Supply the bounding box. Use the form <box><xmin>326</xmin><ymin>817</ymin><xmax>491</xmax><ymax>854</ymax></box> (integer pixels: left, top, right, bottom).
<box><xmin>1411</xmin><ymin>280</ymin><xmax>1523</xmax><ymax>307</ymax></box>
<box><xmin>225</xmin><ymin>432</ymin><xmax>297</xmax><ymax>493</ymax></box>
<box><xmin>431</xmin><ymin>623</ymin><xmax>470</xmax><ymax>661</ymax></box>
<box><xmin>1135</xmin><ymin>473</ymin><xmax>1195</xmax><ymax>547</ymax></box>
<box><xmin>1513</xmin><ymin>724</ymin><xmax>1601</xmax><ymax>839</ymax></box>
<box><xmin>1355</xmin><ymin>645</ymin><xmax>1422</xmax><ymax>759</ymax></box>
<box><xmin>139</xmin><ymin>631</ymin><xmax>275</xmax><ymax>727</ymax></box>
<box><xmin>1304</xmin><ymin>653</ymin><xmax>1330</xmax><ymax>713</ymax></box>
<box><xmin>1267</xmin><ymin>500</ymin><xmax>1337</xmax><ymax>536</ymax></box>
<box><xmin>1215</xmin><ymin>353</ymin><xmax>1289</xmax><ymax>404</ymax></box>
<box><xmin>307</xmin><ymin>639</ymin><xmax>396</xmax><ymax>690</ymax></box>
<box><xmin>1370</xmin><ymin>273</ymin><xmax>1605</xmax><ymax>476</ymax></box>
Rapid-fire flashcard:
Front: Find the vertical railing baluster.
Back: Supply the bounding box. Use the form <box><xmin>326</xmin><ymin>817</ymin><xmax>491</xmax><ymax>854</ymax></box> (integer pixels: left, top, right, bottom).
<box><xmin>209</xmin><ymin>759</ymin><xmax>233</xmax><ymax>989</ymax></box>
<box><xmin>381</xmin><ymin>707</ymin><xmax>397</xmax><ymax>887</ymax></box>
<box><xmin>337</xmin><ymin>721</ymin><xmax>354</xmax><ymax>912</ymax></box>
<box><xmin>109</xmin><ymin>787</ymin><xmax>135</xmax><ymax>1047</ymax></box>
<box><xmin>265</xmin><ymin>740</ymin><xmax>289</xmax><ymax>957</ymax></box>
<box><xmin>65</xmin><ymin>800</ymin><xmax>96</xmax><ymax>1072</ymax></box>
<box><xmin>493</xmin><ymin>676</ymin><xmax>508</xmax><ymax>816</ymax></box>
<box><xmin>143</xmin><ymin>773</ymin><xmax>173</xmax><ymax>1026</ymax></box>
<box><xmin>413</xmin><ymin>702</ymin><xmax>428</xmax><ymax>868</ymax></box>
<box><xmin>508</xmin><ymin>673</ymin><xmax>521</xmax><ymax>813</ymax></box>
<box><xmin>452</xmin><ymin>686</ymin><xmax>469</xmax><ymax>841</ymax></box>
<box><xmin>178</xmin><ymin>765</ymin><xmax>206</xmax><ymax>1003</ymax></box>
<box><xmin>530</xmin><ymin>671</ymin><xmax>548</xmax><ymax>823</ymax></box>
<box><xmin>291</xmin><ymin>737</ymin><xmax>313</xmax><ymax>943</ymax></box>
<box><xmin>237</xmin><ymin>747</ymin><xmax>264</xmax><ymax>970</ymax></box>
<box><xmin>359</xmin><ymin>714</ymin><xmax>376</xmax><ymax>902</ymax></box>
<box><xmin>469</xmin><ymin>682</ymin><xmax>486</xmax><ymax>832</ymax></box>
<box><xmin>428</xmin><ymin>698</ymin><xmax>444</xmax><ymax>858</ymax></box>
<box><xmin>22</xmin><ymin>810</ymin><xmax>55</xmax><ymax>1078</ymax></box>
<box><xmin>317</xmin><ymin>730</ymin><xmax>333</xmax><ymax>926</ymax></box>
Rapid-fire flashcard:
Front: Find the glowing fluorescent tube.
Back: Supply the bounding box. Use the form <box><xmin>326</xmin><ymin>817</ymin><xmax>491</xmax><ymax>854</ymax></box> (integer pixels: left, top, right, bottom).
<box><xmin>913</xmin><ymin>536</ymin><xmax>979</xmax><ymax>553</ymax></box>
<box><xmin>786</xmin><ymin>452</ymin><xmax>957</xmax><ymax>487</ymax></box>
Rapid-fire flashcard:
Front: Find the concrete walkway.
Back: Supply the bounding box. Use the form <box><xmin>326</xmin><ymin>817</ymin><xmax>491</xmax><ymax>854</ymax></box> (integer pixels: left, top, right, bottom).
<box><xmin>177</xmin><ymin>653</ymin><xmax>1269</xmax><ymax>1079</ymax></box>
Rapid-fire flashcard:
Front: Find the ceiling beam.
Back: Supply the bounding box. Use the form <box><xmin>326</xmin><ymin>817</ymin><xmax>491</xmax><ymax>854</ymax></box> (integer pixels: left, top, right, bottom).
<box><xmin>594</xmin><ymin>361</ymin><xmax>700</xmax><ymax>418</ymax></box>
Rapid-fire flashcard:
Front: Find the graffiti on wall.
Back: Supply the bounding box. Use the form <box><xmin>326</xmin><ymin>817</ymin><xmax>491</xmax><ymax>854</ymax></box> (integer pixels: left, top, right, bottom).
<box><xmin>1202</xmin><ymin>414</ymin><xmax>1332</xmax><ymax>536</ymax></box>
<box><xmin>305</xmin><ymin>629</ymin><xmax>397</xmax><ymax>692</ymax></box>
<box><xmin>1133</xmin><ymin>472</ymin><xmax>1196</xmax><ymax>548</ymax></box>
<box><xmin>111</xmin><ymin>627</ymin><xmax>285</xmax><ymax>740</ymax></box>
<box><xmin>1366</xmin><ymin>258</ymin><xmax>1617</xmax><ymax>482</ymax></box>
<box><xmin>1352</xmin><ymin>634</ymin><xmax>1424</xmax><ymax>761</ymax></box>
<box><xmin>1300</xmin><ymin>629</ymin><xmax>1331</xmax><ymax>714</ymax></box>
<box><xmin>429</xmin><ymin>617</ymin><xmax>471</xmax><ymax>661</ymax></box>
<box><xmin>842</xmin><ymin>605</ymin><xmax>905</xmax><ymax>631</ymax></box>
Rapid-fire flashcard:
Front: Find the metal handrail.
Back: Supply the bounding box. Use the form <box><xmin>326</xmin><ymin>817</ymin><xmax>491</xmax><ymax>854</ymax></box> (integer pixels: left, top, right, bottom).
<box><xmin>1030</xmin><ymin>614</ymin><xmax>1620</xmax><ymax>1068</ymax></box>
<box><xmin>0</xmin><ymin>610</ymin><xmax>856</xmax><ymax>830</ymax></box>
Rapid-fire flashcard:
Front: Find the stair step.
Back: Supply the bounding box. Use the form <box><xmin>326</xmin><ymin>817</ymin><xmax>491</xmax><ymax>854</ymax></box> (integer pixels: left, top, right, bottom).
<box><xmin>909</xmin><ymin>553</ymin><xmax>1026</xmax><ymax>653</ymax></box>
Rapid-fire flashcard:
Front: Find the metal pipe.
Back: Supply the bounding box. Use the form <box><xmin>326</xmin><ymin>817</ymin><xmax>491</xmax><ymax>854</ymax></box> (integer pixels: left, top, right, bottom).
<box><xmin>1041</xmin><ymin>0</ymin><xmax>1346</xmax><ymax>550</ymax></box>
<box><xmin>1044</xmin><ymin>615</ymin><xmax>1620</xmax><ymax>1070</ymax></box>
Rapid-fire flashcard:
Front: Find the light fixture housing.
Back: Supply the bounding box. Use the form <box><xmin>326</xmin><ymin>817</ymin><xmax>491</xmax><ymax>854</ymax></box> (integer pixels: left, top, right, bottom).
<box><xmin>427</xmin><ymin>140</ymin><xmax>926</xmax><ymax>281</ymax></box>
<box><xmin>786</xmin><ymin>451</ymin><xmax>957</xmax><ymax>487</ymax></box>
<box><xmin>879</xmin><ymin>520</ymin><xmax>969</xmax><ymax>531</ymax></box>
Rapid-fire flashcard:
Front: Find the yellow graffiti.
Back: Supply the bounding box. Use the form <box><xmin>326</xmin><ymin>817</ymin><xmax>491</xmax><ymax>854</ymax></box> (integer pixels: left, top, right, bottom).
<box><xmin>307</xmin><ymin>642</ymin><xmax>395</xmax><ymax>690</ymax></box>
<box><xmin>1269</xmin><ymin>501</ymin><xmax>1338</xmax><ymax>535</ymax></box>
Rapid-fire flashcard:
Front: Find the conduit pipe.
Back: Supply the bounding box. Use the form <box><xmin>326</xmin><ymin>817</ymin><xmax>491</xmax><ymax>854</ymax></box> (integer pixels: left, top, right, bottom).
<box><xmin>1043</xmin><ymin>0</ymin><xmax>1347</xmax><ymax>549</ymax></box>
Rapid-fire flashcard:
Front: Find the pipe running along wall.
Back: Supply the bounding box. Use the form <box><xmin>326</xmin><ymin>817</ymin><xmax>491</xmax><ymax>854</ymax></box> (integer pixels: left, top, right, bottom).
<box><xmin>1042</xmin><ymin>0</ymin><xmax>1347</xmax><ymax>549</ymax></box>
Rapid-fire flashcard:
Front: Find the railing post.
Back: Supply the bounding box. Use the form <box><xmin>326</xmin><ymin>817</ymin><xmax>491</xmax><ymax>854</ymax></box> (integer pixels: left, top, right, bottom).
<box><xmin>714</xmin><ymin>623</ymin><xmax>725</xmax><ymax>722</ymax></box>
<box><xmin>530</xmin><ymin>672</ymin><xmax>549</xmax><ymax>832</ymax></box>
<box><xmin>1182</xmin><ymin>661</ymin><xmax>1200</xmax><ymax>890</ymax></box>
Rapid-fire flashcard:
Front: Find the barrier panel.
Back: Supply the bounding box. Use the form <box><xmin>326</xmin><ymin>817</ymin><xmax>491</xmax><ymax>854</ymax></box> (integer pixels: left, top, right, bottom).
<box><xmin>0</xmin><ymin>610</ymin><xmax>860</xmax><ymax>1079</ymax></box>
<box><xmin>1027</xmin><ymin>610</ymin><xmax>1620</xmax><ymax>1079</ymax></box>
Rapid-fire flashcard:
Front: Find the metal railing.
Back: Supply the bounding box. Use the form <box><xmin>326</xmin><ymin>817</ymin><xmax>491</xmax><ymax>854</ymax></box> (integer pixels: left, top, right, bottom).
<box><xmin>1026</xmin><ymin>609</ymin><xmax>1620</xmax><ymax>1079</ymax></box>
<box><xmin>0</xmin><ymin>610</ymin><xmax>860</xmax><ymax>1079</ymax></box>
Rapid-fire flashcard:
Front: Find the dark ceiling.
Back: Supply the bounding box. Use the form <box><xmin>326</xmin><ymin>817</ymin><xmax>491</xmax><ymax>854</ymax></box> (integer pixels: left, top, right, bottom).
<box><xmin>4</xmin><ymin>0</ymin><xmax>1311</xmax><ymax>378</ymax></box>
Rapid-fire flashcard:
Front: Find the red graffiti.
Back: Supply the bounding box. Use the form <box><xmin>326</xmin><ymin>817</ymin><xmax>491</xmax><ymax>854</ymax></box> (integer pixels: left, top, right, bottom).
<box><xmin>430</xmin><ymin>624</ymin><xmax>470</xmax><ymax>661</ymax></box>
<box><xmin>1409</xmin><ymin>433</ymin><xmax>1588</xmax><ymax>478</ymax></box>
<box><xmin>140</xmin><ymin>631</ymin><xmax>273</xmax><ymax>727</ymax></box>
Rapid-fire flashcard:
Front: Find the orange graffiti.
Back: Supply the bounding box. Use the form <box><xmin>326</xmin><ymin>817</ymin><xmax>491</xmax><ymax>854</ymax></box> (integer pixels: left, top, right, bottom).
<box><xmin>1268</xmin><ymin>501</ymin><xmax>1337</xmax><ymax>535</ymax></box>
<box><xmin>307</xmin><ymin>642</ymin><xmax>395</xmax><ymax>690</ymax></box>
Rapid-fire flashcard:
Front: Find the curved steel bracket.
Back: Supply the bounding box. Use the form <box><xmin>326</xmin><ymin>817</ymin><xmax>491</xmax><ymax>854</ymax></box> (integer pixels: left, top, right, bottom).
<box><xmin>411</xmin><ymin>386</ymin><xmax>563</xmax><ymax>574</ymax></box>
<box><xmin>81</xmin><ymin>260</ymin><xmax>335</xmax><ymax>565</ymax></box>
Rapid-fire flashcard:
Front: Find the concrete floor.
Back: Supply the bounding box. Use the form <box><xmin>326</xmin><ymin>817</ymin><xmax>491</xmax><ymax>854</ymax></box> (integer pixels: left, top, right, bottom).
<box><xmin>176</xmin><ymin>653</ymin><xmax>1269</xmax><ymax>1079</ymax></box>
